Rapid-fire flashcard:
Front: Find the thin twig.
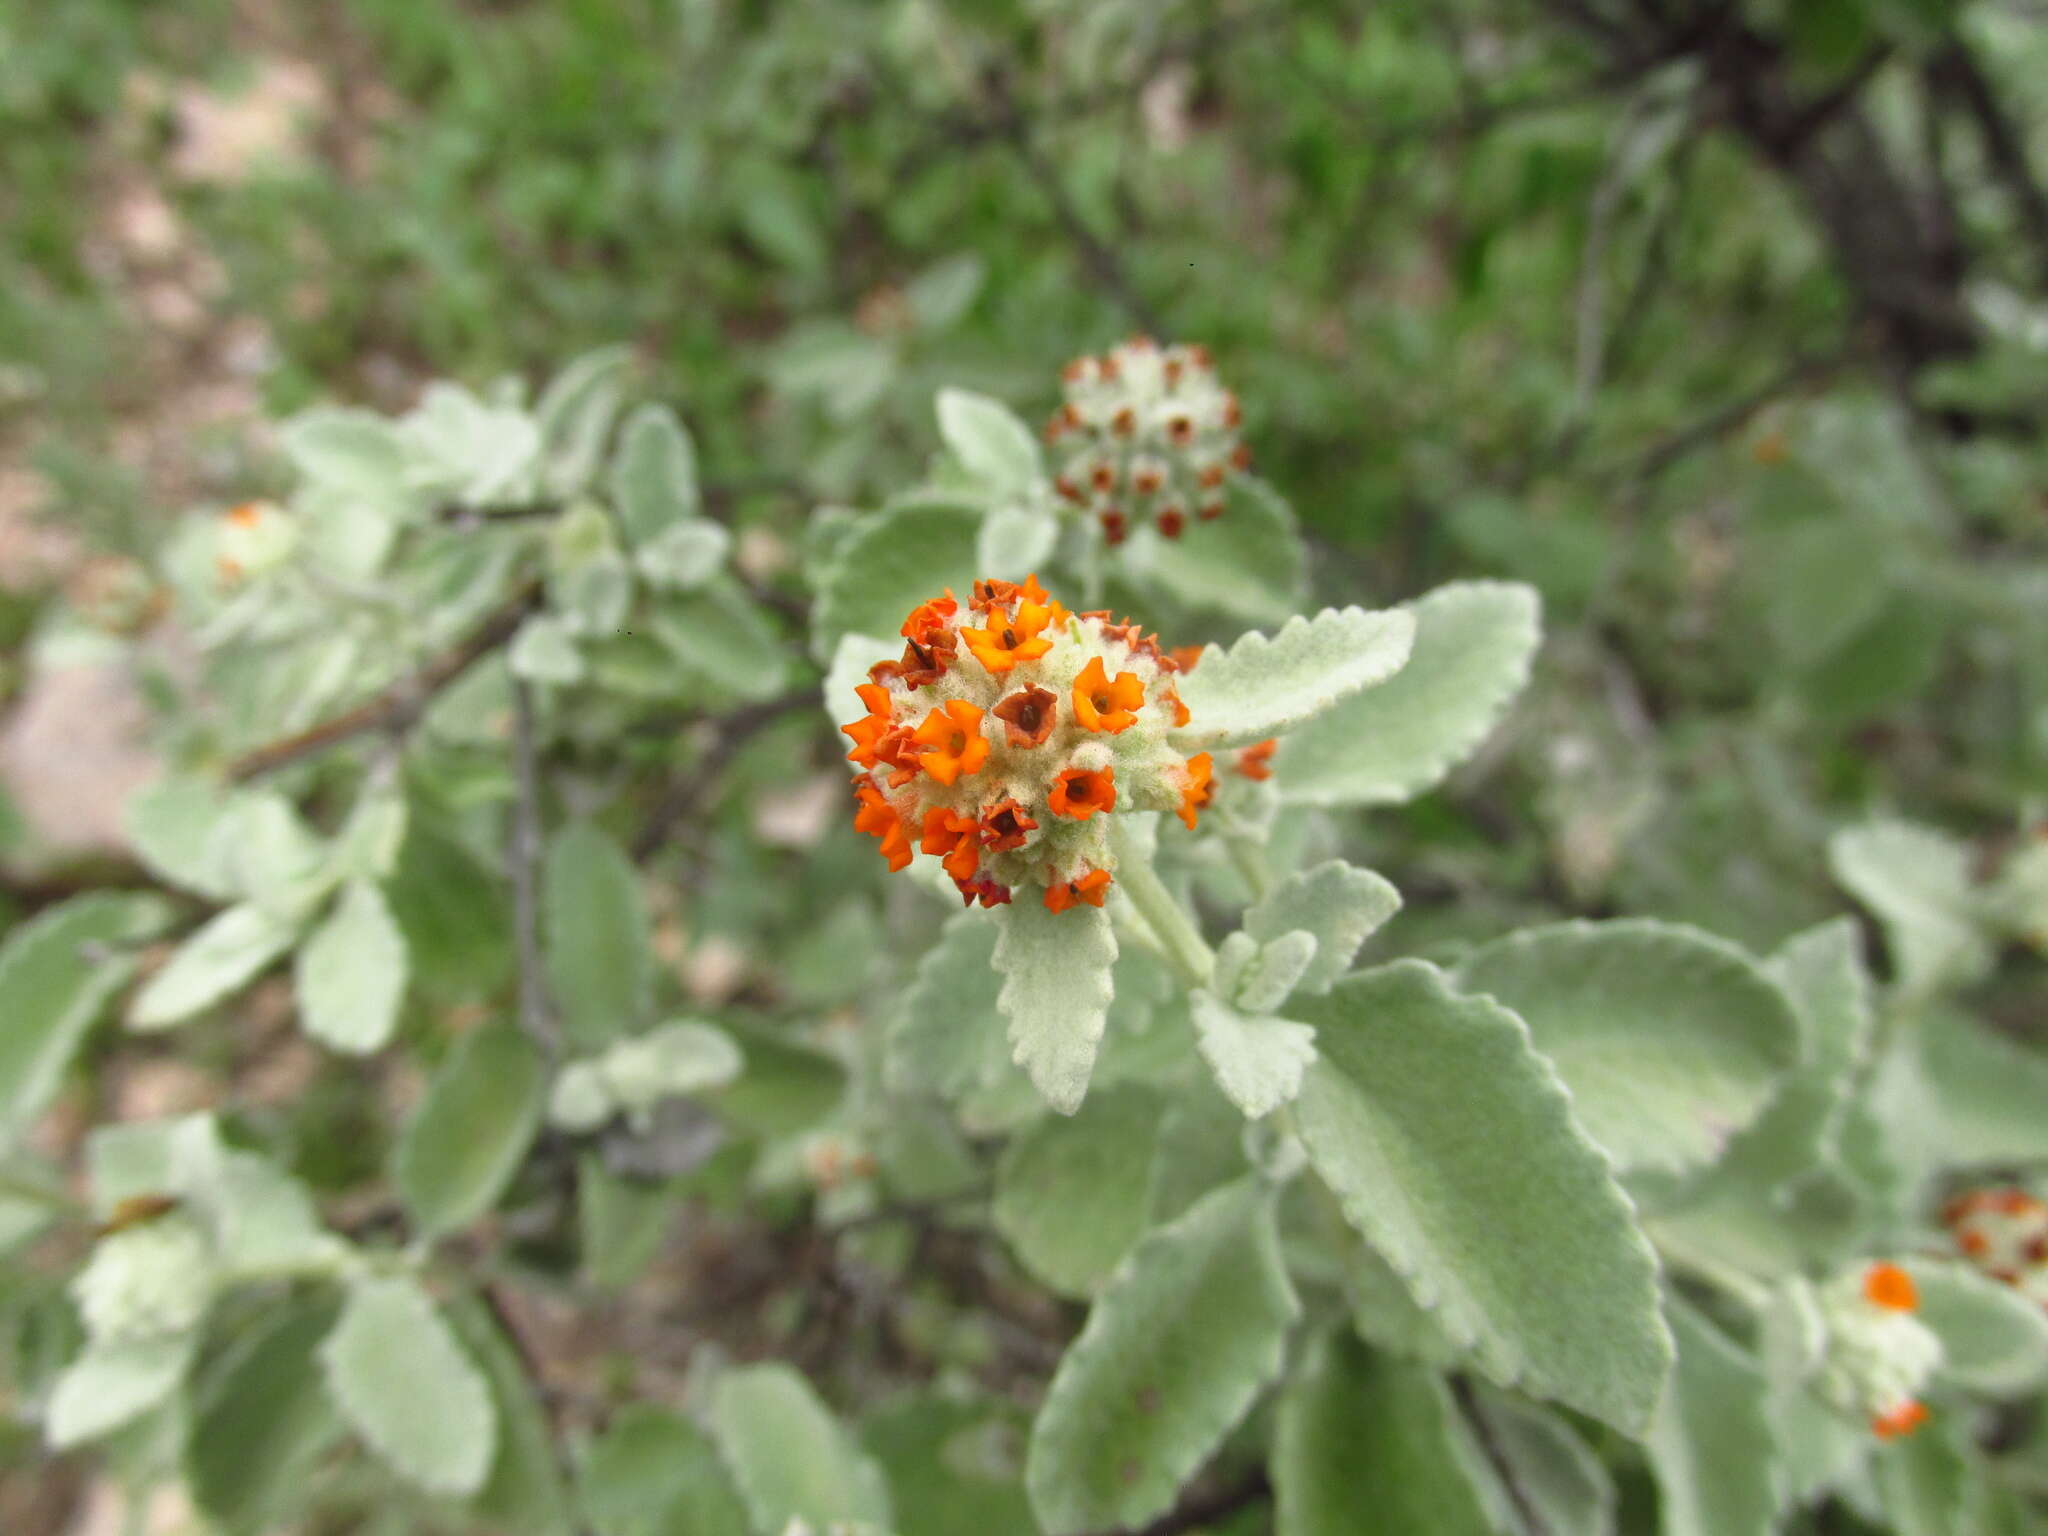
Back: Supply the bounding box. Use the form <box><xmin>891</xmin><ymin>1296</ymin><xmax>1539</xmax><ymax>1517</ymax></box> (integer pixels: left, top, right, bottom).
<box><xmin>1082</xmin><ymin>1467</ymin><xmax>1271</xmax><ymax>1536</ymax></box>
<box><xmin>629</xmin><ymin>688</ymin><xmax>818</xmax><ymax>864</ymax></box>
<box><xmin>508</xmin><ymin>678</ymin><xmax>562</xmax><ymax>1062</ymax></box>
<box><xmin>226</xmin><ymin>582</ymin><xmax>543</xmax><ymax>781</ymax></box>
<box><xmin>1451</xmin><ymin>1374</ymin><xmax>1552</xmax><ymax>1536</ymax></box>
<box><xmin>1622</xmin><ymin>345</ymin><xmax>1851</xmax><ymax>485</ymax></box>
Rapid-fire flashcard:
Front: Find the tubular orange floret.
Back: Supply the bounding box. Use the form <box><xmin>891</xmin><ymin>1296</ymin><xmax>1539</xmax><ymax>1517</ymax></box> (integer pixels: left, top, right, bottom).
<box><xmin>1864</xmin><ymin>1262</ymin><xmax>1918</xmax><ymax>1312</ymax></box>
<box><xmin>1044</xmin><ymin>867</ymin><xmax>1113</xmax><ymax>913</ymax></box>
<box><xmin>993</xmin><ymin>685</ymin><xmax>1058</xmax><ymax>747</ymax></box>
<box><xmin>1177</xmin><ymin>754</ymin><xmax>1214</xmax><ymax>830</ymax></box>
<box><xmin>1050</xmin><ymin>765</ymin><xmax>1116</xmax><ymax>820</ymax></box>
<box><xmin>912</xmin><ymin>700</ymin><xmax>990</xmax><ymax>786</ymax></box>
<box><xmin>920</xmin><ymin>808</ymin><xmax>983</xmax><ymax>881</ymax></box>
<box><xmin>980</xmin><ymin>798</ymin><xmax>1037</xmax><ymax>851</ymax></box>
<box><xmin>853</xmin><ymin>776</ymin><xmax>913</xmax><ymax>872</ymax></box>
<box><xmin>1872</xmin><ymin>1401</ymin><xmax>1929</xmax><ymax>1440</ymax></box>
<box><xmin>961</xmin><ymin>598</ymin><xmax>1055</xmax><ymax>674</ymax></box>
<box><xmin>1072</xmin><ymin>657</ymin><xmax>1146</xmax><ymax>734</ymax></box>
<box><xmin>1164</xmin><ymin>683</ymin><xmax>1190</xmax><ymax>727</ymax></box>
<box><xmin>954</xmin><ymin>872</ymin><xmax>1013</xmax><ymax>908</ymax></box>
<box><xmin>1236</xmin><ymin>739</ymin><xmax>1278</xmax><ymax>780</ymax></box>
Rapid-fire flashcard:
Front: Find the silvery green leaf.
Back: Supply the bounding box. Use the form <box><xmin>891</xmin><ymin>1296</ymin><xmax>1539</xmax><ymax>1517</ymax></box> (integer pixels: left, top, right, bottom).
<box><xmin>1140</xmin><ymin>476</ymin><xmax>1304</xmax><ymax>626</ymax></box>
<box><xmin>509</xmin><ymin>615</ymin><xmax>586</xmax><ymax>684</ymax></box>
<box><xmin>1189</xmin><ymin>991</ymin><xmax>1316</xmax><ymax>1119</ymax></box>
<box><xmin>580</xmin><ymin>1404</ymin><xmax>751</xmax><ymax>1536</ymax></box>
<box><xmin>1907</xmin><ymin>1259</ymin><xmax>2048</xmax><ymax>1394</ymax></box>
<box><xmin>1455</xmin><ymin>919</ymin><xmax>1804</xmax><ymax>1175</ymax></box>
<box><xmin>206</xmin><ymin>1146</ymin><xmax>340</xmax><ymax>1278</ymax></box>
<box><xmin>1210</xmin><ymin>930</ymin><xmax>1257</xmax><ymax>1004</ymax></box>
<box><xmin>976</xmin><ymin>502</ymin><xmax>1059</xmax><ymax>580</ymax></box>
<box><xmin>395</xmin><ymin>1026</ymin><xmax>544</xmax><ymax>1238</ymax></box>
<box><xmin>0</xmin><ymin>893</ymin><xmax>169</xmax><ymax>1143</ymax></box>
<box><xmin>648</xmin><ymin>580</ymin><xmax>789</xmax><ymax>702</ymax></box>
<box><xmin>1244</xmin><ymin>860</ymin><xmax>1401</xmax><ymax>995</ymax></box>
<box><xmin>1914</xmin><ymin>1009</ymin><xmax>2048</xmax><ymax>1166</ymax></box>
<box><xmin>279</xmin><ymin>409</ymin><xmax>408</xmax><ymax>500</ymax></box>
<box><xmin>1273</xmin><ymin>1332</ymin><xmax>1497</xmax><ymax>1536</ymax></box>
<box><xmin>1464</xmin><ymin>1386</ymin><xmax>1617</xmax><ymax>1536</ymax></box>
<box><xmin>543</xmin><ymin>821</ymin><xmax>651</xmax><ymax>1051</ymax></box>
<box><xmin>903</xmin><ymin>253</ymin><xmax>986</xmax><ymax>331</ymax></box>
<box><xmin>295</xmin><ymin>880</ymin><xmax>407</xmax><ymax>1055</ymax></box>
<box><xmin>707</xmin><ymin>1363</ymin><xmax>894</xmax><ymax>1534</ymax></box>
<box><xmin>127</xmin><ymin>903</ymin><xmax>303</xmax><ymax>1032</ymax></box>
<box><xmin>124</xmin><ymin>779</ymin><xmax>241</xmax><ymax>901</ymax></box>
<box><xmin>320</xmin><ymin>1274</ymin><xmax>497</xmax><ymax>1497</ymax></box>
<box><xmin>535</xmin><ymin>345</ymin><xmax>633</xmax><ymax>498</ymax></box>
<box><xmin>397</xmin><ymin>383</ymin><xmax>542</xmax><ymax>506</ymax></box>
<box><xmin>1829</xmin><ymin>821</ymin><xmax>1994</xmax><ymax>996</ymax></box>
<box><xmin>608</xmin><ymin>403</ymin><xmax>700</xmax><ymax>542</ymax></box>
<box><xmin>1290</xmin><ymin>961</ymin><xmax>1671</xmax><ymax>1432</ymax></box>
<box><xmin>1026</xmin><ymin>1179</ymin><xmax>1298</xmax><ymax>1534</ymax></box>
<box><xmin>46</xmin><ymin>1332</ymin><xmax>198</xmax><ymax>1449</ymax></box>
<box><xmin>634</xmin><ymin>520</ymin><xmax>731</xmax><ymax>591</ymax></box>
<box><xmin>1647</xmin><ymin>1298</ymin><xmax>1781</xmax><ymax>1536</ymax></box>
<box><xmin>1230</xmin><ymin>929</ymin><xmax>1319</xmax><ymax>1013</ymax></box>
<box><xmin>993</xmin><ymin>899</ymin><xmax>1116</xmax><ymax>1115</ymax></box>
<box><xmin>886</xmin><ymin>912</ymin><xmax>1014</xmax><ymax>1100</ymax></box>
<box><xmin>548</xmin><ymin>1061</ymin><xmax>614</xmax><ymax>1132</ymax></box>
<box><xmin>1170</xmin><ymin>606</ymin><xmax>1416</xmax><ymax>752</ymax></box>
<box><xmin>992</xmin><ymin>1086</ymin><xmax>1164</xmax><ymax>1297</ymax></box>
<box><xmin>333</xmin><ymin>785</ymin><xmax>409</xmax><ymax>884</ymax></box>
<box><xmin>812</xmin><ymin>502</ymin><xmax>979</xmax><ymax>659</ymax></box>
<box><xmin>936</xmin><ymin>388</ymin><xmax>1041</xmax><ymax>499</ymax></box>
<box><xmin>556</xmin><ymin>551</ymin><xmax>633</xmax><ymax>638</ymax></box>
<box><xmin>1342</xmin><ymin>1235</ymin><xmax>1465</xmax><ymax>1368</ymax></box>
<box><xmin>1277</xmin><ymin>581</ymin><xmax>1541</xmax><ymax>807</ymax></box>
<box><xmin>223</xmin><ymin>792</ymin><xmax>337</xmax><ymax>920</ymax></box>
<box><xmin>598</xmin><ymin>1019</ymin><xmax>744</xmax><ymax>1118</ymax></box>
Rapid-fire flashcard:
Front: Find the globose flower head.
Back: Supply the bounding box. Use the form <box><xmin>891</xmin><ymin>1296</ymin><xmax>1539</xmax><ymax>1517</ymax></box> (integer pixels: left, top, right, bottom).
<box><xmin>842</xmin><ymin>576</ymin><xmax>1212</xmax><ymax>913</ymax></box>
<box><xmin>1811</xmin><ymin>1261</ymin><xmax>1943</xmax><ymax>1440</ymax></box>
<box><xmin>1044</xmin><ymin>337</ymin><xmax>1248</xmax><ymax>546</ymax></box>
<box><xmin>1945</xmin><ymin>1186</ymin><xmax>2048</xmax><ymax>1308</ymax></box>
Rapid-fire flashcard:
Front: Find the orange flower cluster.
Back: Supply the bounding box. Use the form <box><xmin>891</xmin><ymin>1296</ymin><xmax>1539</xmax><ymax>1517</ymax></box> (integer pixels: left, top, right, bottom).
<box><xmin>843</xmin><ymin>577</ymin><xmax>1213</xmax><ymax>912</ymax></box>
<box><xmin>1046</xmin><ymin>337</ymin><xmax>1249</xmax><ymax>546</ymax></box>
<box><xmin>1945</xmin><ymin>1187</ymin><xmax>2048</xmax><ymax>1309</ymax></box>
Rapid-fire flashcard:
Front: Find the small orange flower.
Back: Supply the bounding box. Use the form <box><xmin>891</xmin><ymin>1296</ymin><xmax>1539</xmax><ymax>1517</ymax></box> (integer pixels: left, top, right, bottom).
<box><xmin>1872</xmin><ymin>1401</ymin><xmax>1929</xmax><ymax>1440</ymax></box>
<box><xmin>961</xmin><ymin>598</ymin><xmax>1055</xmax><ymax>675</ymax></box>
<box><xmin>841</xmin><ymin>682</ymin><xmax>896</xmax><ymax>767</ymax></box>
<box><xmin>1237</xmin><ymin>739</ymin><xmax>1278</xmax><ymax>781</ymax></box>
<box><xmin>902</xmin><ymin>591</ymin><xmax>958</xmax><ymax>646</ymax></box>
<box><xmin>853</xmin><ymin>777</ymin><xmax>911</xmax><ymax>871</ymax></box>
<box><xmin>954</xmin><ymin>872</ymin><xmax>1013</xmax><ymax>908</ymax></box>
<box><xmin>1169</xmin><ymin>645</ymin><xmax>1204</xmax><ymax>673</ymax></box>
<box><xmin>920</xmin><ymin>808</ymin><xmax>982</xmax><ymax>881</ymax></box>
<box><xmin>1072</xmin><ymin>657</ymin><xmax>1146</xmax><ymax>734</ymax></box>
<box><xmin>227</xmin><ymin>501</ymin><xmax>264</xmax><ymax>529</ymax></box>
<box><xmin>1049</xmin><ymin>765</ymin><xmax>1116</xmax><ymax>820</ymax></box>
<box><xmin>980</xmin><ymin>798</ymin><xmax>1037</xmax><ymax>851</ymax></box>
<box><xmin>1044</xmin><ymin>867</ymin><xmax>1113</xmax><ymax>913</ymax></box>
<box><xmin>993</xmin><ymin>685</ymin><xmax>1058</xmax><ymax>747</ymax></box>
<box><xmin>1177</xmin><ymin>753</ymin><xmax>1214</xmax><ymax>830</ymax></box>
<box><xmin>1863</xmin><ymin>1262</ymin><xmax>1918</xmax><ymax>1312</ymax></box>
<box><xmin>1163</xmin><ymin>683</ymin><xmax>1190</xmax><ymax>727</ymax></box>
<box><xmin>912</xmin><ymin>701</ymin><xmax>990</xmax><ymax>786</ymax></box>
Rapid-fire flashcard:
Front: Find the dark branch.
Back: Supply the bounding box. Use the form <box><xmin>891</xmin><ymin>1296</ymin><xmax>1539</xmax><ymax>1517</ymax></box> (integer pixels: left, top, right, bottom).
<box><xmin>1077</xmin><ymin>1467</ymin><xmax>1271</xmax><ymax>1536</ymax></box>
<box><xmin>1928</xmin><ymin>38</ymin><xmax>2048</xmax><ymax>287</ymax></box>
<box><xmin>508</xmin><ymin>678</ymin><xmax>562</xmax><ymax>1062</ymax></box>
<box><xmin>1451</xmin><ymin>1375</ymin><xmax>1551</xmax><ymax>1536</ymax></box>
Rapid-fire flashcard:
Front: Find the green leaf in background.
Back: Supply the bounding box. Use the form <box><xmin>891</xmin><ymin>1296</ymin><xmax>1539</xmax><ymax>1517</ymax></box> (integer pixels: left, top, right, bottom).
<box><xmin>385</xmin><ymin>821</ymin><xmax>512</xmax><ymax>1003</ymax></box>
<box><xmin>1465</xmin><ymin>1384</ymin><xmax>1617</xmax><ymax>1536</ymax></box>
<box><xmin>543</xmin><ymin>821</ymin><xmax>651</xmax><ymax>1050</ymax></box>
<box><xmin>937</xmin><ymin>388</ymin><xmax>1042</xmax><ymax>499</ymax></box>
<box><xmin>1189</xmin><ymin>991</ymin><xmax>1316</xmax><ymax>1118</ymax></box>
<box><xmin>186</xmin><ymin>1293</ymin><xmax>345</xmax><ymax>1534</ymax></box>
<box><xmin>295</xmin><ymin>879</ymin><xmax>408</xmax><ymax>1054</ymax></box>
<box><xmin>1139</xmin><ymin>475</ymin><xmax>1305</xmax><ymax>626</ymax></box>
<box><xmin>886</xmin><ymin>912</ymin><xmax>1013</xmax><ymax>1100</ymax></box>
<box><xmin>1646</xmin><ymin>1298</ymin><xmax>1781</xmax><ymax>1536</ymax></box>
<box><xmin>123</xmin><ymin>779</ymin><xmax>241</xmax><ymax>901</ymax></box>
<box><xmin>0</xmin><ymin>892</ymin><xmax>169</xmax><ymax>1142</ymax></box>
<box><xmin>649</xmin><ymin>579</ymin><xmax>790</xmax><ymax>701</ymax></box>
<box><xmin>444</xmin><ymin>1294</ymin><xmax>577</xmax><ymax>1536</ymax></box>
<box><xmin>1290</xmin><ymin>960</ymin><xmax>1671</xmax><ymax>1432</ymax></box>
<box><xmin>811</xmin><ymin>502</ymin><xmax>980</xmax><ymax>658</ymax></box>
<box><xmin>280</xmin><ymin>408</ymin><xmax>410</xmax><ymax>501</ymax></box>
<box><xmin>577</xmin><ymin>1157</ymin><xmax>676</xmax><ymax>1290</ymax></box>
<box><xmin>226</xmin><ymin>792</ymin><xmax>339</xmax><ymax>920</ymax></box>
<box><xmin>1243</xmin><ymin>860</ymin><xmax>1401</xmax><ymax>995</ymax></box>
<box><xmin>1342</xmin><ymin>1235</ymin><xmax>1466</xmax><ymax>1370</ymax></box>
<box><xmin>509</xmin><ymin>615</ymin><xmax>587</xmax><ymax>684</ymax></box>
<box><xmin>318</xmin><ymin>1274</ymin><xmax>497</xmax><ymax>1498</ymax></box>
<box><xmin>608</xmin><ymin>403</ymin><xmax>701</xmax><ymax>543</ymax></box>
<box><xmin>126</xmin><ymin>902</ymin><xmax>303</xmax><ymax>1032</ymax></box>
<box><xmin>535</xmin><ymin>345</ymin><xmax>633</xmax><ymax>497</ymax></box>
<box><xmin>1276</xmin><ymin>580</ymin><xmax>1541</xmax><ymax>807</ymax></box>
<box><xmin>1916</xmin><ymin>1010</ymin><xmax>2048</xmax><ymax>1167</ymax></box>
<box><xmin>993</xmin><ymin>898</ymin><xmax>1117</xmax><ymax>1115</ymax></box>
<box><xmin>1216</xmin><ymin>928</ymin><xmax>1319</xmax><ymax>1014</ymax></box>
<box><xmin>708</xmin><ymin>1362</ymin><xmax>894</xmax><ymax>1534</ymax></box>
<box><xmin>861</xmin><ymin>1392</ymin><xmax>1036</xmax><ymax>1536</ymax></box>
<box><xmin>1454</xmin><ymin>919</ymin><xmax>1804</xmax><ymax>1175</ymax></box>
<box><xmin>1829</xmin><ymin>820</ymin><xmax>1993</xmax><ymax>997</ymax></box>
<box><xmin>993</xmin><ymin>1086</ymin><xmax>1164</xmax><ymax>1298</ymax></box>
<box><xmin>395</xmin><ymin>1025</ymin><xmax>544</xmax><ymax>1238</ymax></box>
<box><xmin>1907</xmin><ymin>1259</ymin><xmax>2048</xmax><ymax>1395</ymax></box>
<box><xmin>580</xmin><ymin>1405</ymin><xmax>750</xmax><ymax>1536</ymax></box>
<box><xmin>1272</xmin><ymin>1334</ymin><xmax>1494</xmax><ymax>1536</ymax></box>
<box><xmin>1025</xmin><ymin>1178</ymin><xmax>1298</xmax><ymax>1534</ymax></box>
<box><xmin>1171</xmin><ymin>605</ymin><xmax>1416</xmax><ymax>752</ymax></box>
<box><xmin>46</xmin><ymin>1332</ymin><xmax>198</xmax><ymax>1449</ymax></box>
<box><xmin>635</xmin><ymin>520</ymin><xmax>731</xmax><ymax>590</ymax></box>
<box><xmin>976</xmin><ymin>502</ymin><xmax>1060</xmax><ymax>580</ymax></box>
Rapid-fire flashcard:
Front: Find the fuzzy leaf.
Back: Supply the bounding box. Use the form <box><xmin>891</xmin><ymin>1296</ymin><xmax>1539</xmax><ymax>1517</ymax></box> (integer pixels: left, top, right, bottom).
<box><xmin>0</xmin><ymin>893</ymin><xmax>169</xmax><ymax>1141</ymax></box>
<box><xmin>1466</xmin><ymin>1386</ymin><xmax>1617</xmax><ymax>1536</ymax></box>
<box><xmin>886</xmin><ymin>912</ymin><xmax>1012</xmax><ymax>1099</ymax></box>
<box><xmin>543</xmin><ymin>821</ymin><xmax>651</xmax><ymax>1050</ymax></box>
<box><xmin>124</xmin><ymin>779</ymin><xmax>241</xmax><ymax>901</ymax></box>
<box><xmin>535</xmin><ymin>345</ymin><xmax>633</xmax><ymax>497</ymax></box>
<box><xmin>127</xmin><ymin>902</ymin><xmax>302</xmax><ymax>1032</ymax></box>
<box><xmin>294</xmin><ymin>880</ymin><xmax>408</xmax><ymax>1054</ymax></box>
<box><xmin>509</xmin><ymin>615</ymin><xmax>586</xmax><ymax>684</ymax></box>
<box><xmin>708</xmin><ymin>1363</ymin><xmax>893</xmax><ymax>1534</ymax></box>
<box><xmin>1171</xmin><ymin>605</ymin><xmax>1415</xmax><ymax>752</ymax></box>
<box><xmin>1140</xmin><ymin>476</ymin><xmax>1305</xmax><ymax>626</ymax></box>
<box><xmin>1908</xmin><ymin>1259</ymin><xmax>2048</xmax><ymax>1394</ymax></box>
<box><xmin>634</xmin><ymin>520</ymin><xmax>731</xmax><ymax>590</ymax></box>
<box><xmin>395</xmin><ymin>1026</ymin><xmax>544</xmax><ymax>1238</ymax></box>
<box><xmin>1647</xmin><ymin>1298</ymin><xmax>1780</xmax><ymax>1536</ymax></box>
<box><xmin>1276</xmin><ymin>581</ymin><xmax>1540</xmax><ymax>806</ymax></box>
<box><xmin>1915</xmin><ymin>1010</ymin><xmax>2048</xmax><ymax>1166</ymax></box>
<box><xmin>608</xmin><ymin>403</ymin><xmax>701</xmax><ymax>542</ymax></box>
<box><xmin>860</xmin><ymin>1393</ymin><xmax>1037</xmax><ymax>1536</ymax></box>
<box><xmin>993</xmin><ymin>1086</ymin><xmax>1164</xmax><ymax>1297</ymax></box>
<box><xmin>1291</xmin><ymin>960</ymin><xmax>1671</xmax><ymax>1432</ymax></box>
<box><xmin>1455</xmin><ymin>919</ymin><xmax>1804</xmax><ymax>1175</ymax></box>
<box><xmin>1026</xmin><ymin>1178</ymin><xmax>1298</xmax><ymax>1534</ymax></box>
<box><xmin>937</xmin><ymin>388</ymin><xmax>1041</xmax><ymax>498</ymax></box>
<box><xmin>580</xmin><ymin>1405</ymin><xmax>750</xmax><ymax>1536</ymax></box>
<box><xmin>1244</xmin><ymin>860</ymin><xmax>1401</xmax><ymax>995</ymax></box>
<box><xmin>976</xmin><ymin>502</ymin><xmax>1059</xmax><ymax>579</ymax></box>
<box><xmin>46</xmin><ymin>1333</ymin><xmax>197</xmax><ymax>1449</ymax></box>
<box><xmin>186</xmin><ymin>1294</ymin><xmax>345</xmax><ymax>1532</ymax></box>
<box><xmin>813</xmin><ymin>502</ymin><xmax>980</xmax><ymax>658</ymax></box>
<box><xmin>320</xmin><ymin>1274</ymin><xmax>497</xmax><ymax>1497</ymax></box>
<box><xmin>1829</xmin><ymin>821</ymin><xmax>1993</xmax><ymax>995</ymax></box>
<box><xmin>1229</xmin><ymin>930</ymin><xmax>1319</xmax><ymax>1013</ymax></box>
<box><xmin>993</xmin><ymin>899</ymin><xmax>1116</xmax><ymax>1115</ymax></box>
<box><xmin>1190</xmin><ymin>992</ymin><xmax>1316</xmax><ymax>1118</ymax></box>
<box><xmin>1272</xmin><ymin>1332</ymin><xmax>1495</xmax><ymax>1536</ymax></box>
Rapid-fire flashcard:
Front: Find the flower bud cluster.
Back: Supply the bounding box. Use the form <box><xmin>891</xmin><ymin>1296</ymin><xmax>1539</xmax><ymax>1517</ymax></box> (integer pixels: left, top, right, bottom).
<box><xmin>1045</xmin><ymin>337</ymin><xmax>1248</xmax><ymax>546</ymax></box>
<box><xmin>71</xmin><ymin>1213</ymin><xmax>216</xmax><ymax>1343</ymax></box>
<box><xmin>1812</xmin><ymin>1262</ymin><xmax>1943</xmax><ymax>1440</ymax></box>
<box><xmin>842</xmin><ymin>577</ymin><xmax>1212</xmax><ymax>912</ymax></box>
<box><xmin>1945</xmin><ymin>1186</ymin><xmax>2048</xmax><ymax>1309</ymax></box>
